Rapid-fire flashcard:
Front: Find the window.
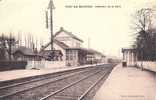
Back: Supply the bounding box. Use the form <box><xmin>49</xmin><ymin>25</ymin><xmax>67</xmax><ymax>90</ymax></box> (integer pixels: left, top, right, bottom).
<box><xmin>66</xmin><ymin>51</ymin><xmax>69</xmax><ymax>60</ymax></box>
<box><xmin>69</xmin><ymin>50</ymin><xmax>73</xmax><ymax>60</ymax></box>
<box><xmin>73</xmin><ymin>50</ymin><xmax>76</xmax><ymax>60</ymax></box>
<box><xmin>66</xmin><ymin>50</ymin><xmax>78</xmax><ymax>61</ymax></box>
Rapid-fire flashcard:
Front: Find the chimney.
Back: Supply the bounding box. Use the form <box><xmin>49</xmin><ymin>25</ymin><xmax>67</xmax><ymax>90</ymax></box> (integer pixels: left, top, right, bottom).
<box><xmin>60</xmin><ymin>27</ymin><xmax>64</xmax><ymax>31</ymax></box>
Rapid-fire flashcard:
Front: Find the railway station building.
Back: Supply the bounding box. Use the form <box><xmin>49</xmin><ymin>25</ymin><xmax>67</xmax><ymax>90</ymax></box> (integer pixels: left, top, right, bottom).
<box><xmin>40</xmin><ymin>27</ymin><xmax>106</xmax><ymax>66</ymax></box>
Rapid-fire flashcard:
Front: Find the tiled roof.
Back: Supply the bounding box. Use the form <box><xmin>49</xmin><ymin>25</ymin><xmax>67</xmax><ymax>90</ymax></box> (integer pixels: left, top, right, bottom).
<box><xmin>88</xmin><ymin>49</ymin><xmax>105</xmax><ymax>57</ymax></box>
<box><xmin>41</xmin><ymin>27</ymin><xmax>83</xmax><ymax>51</ymax></box>
<box><xmin>13</xmin><ymin>46</ymin><xmax>41</xmax><ymax>56</ymax></box>
<box><xmin>40</xmin><ymin>39</ymin><xmax>69</xmax><ymax>51</ymax></box>
<box><xmin>66</xmin><ymin>47</ymin><xmax>105</xmax><ymax>57</ymax></box>
<box><xmin>54</xmin><ymin>27</ymin><xmax>83</xmax><ymax>43</ymax></box>
<box><xmin>12</xmin><ymin>46</ymin><xmax>34</xmax><ymax>55</ymax></box>
<box><xmin>40</xmin><ymin>50</ymin><xmax>62</xmax><ymax>55</ymax></box>
<box><xmin>54</xmin><ymin>39</ymin><xmax>69</xmax><ymax>49</ymax></box>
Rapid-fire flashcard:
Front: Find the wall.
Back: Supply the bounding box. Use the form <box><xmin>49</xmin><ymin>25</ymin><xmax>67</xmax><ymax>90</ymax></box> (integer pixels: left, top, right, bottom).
<box><xmin>26</xmin><ymin>61</ymin><xmax>66</xmax><ymax>69</ymax></box>
<box><xmin>44</xmin><ymin>61</ymin><xmax>66</xmax><ymax>69</ymax></box>
<box><xmin>137</xmin><ymin>61</ymin><xmax>156</xmax><ymax>72</ymax></box>
<box><xmin>66</xmin><ymin>50</ymin><xmax>79</xmax><ymax>66</ymax></box>
<box><xmin>26</xmin><ymin>61</ymin><xmax>44</xmax><ymax>69</ymax></box>
<box><xmin>55</xmin><ymin>31</ymin><xmax>82</xmax><ymax>48</ymax></box>
<box><xmin>53</xmin><ymin>43</ymin><xmax>66</xmax><ymax>61</ymax></box>
<box><xmin>0</xmin><ymin>61</ymin><xmax>27</xmax><ymax>71</ymax></box>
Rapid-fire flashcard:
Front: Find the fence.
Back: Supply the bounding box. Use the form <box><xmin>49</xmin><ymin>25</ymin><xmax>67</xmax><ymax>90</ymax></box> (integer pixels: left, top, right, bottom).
<box><xmin>26</xmin><ymin>61</ymin><xmax>66</xmax><ymax>69</ymax></box>
<box><xmin>0</xmin><ymin>61</ymin><xmax>27</xmax><ymax>71</ymax></box>
<box><xmin>137</xmin><ymin>61</ymin><xmax>156</xmax><ymax>72</ymax></box>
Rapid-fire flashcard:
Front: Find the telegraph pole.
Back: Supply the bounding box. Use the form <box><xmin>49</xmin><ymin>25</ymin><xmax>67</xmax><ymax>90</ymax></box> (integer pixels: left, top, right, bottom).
<box><xmin>50</xmin><ymin>0</ymin><xmax>53</xmax><ymax>50</ymax></box>
<box><xmin>47</xmin><ymin>0</ymin><xmax>55</xmax><ymax>50</ymax></box>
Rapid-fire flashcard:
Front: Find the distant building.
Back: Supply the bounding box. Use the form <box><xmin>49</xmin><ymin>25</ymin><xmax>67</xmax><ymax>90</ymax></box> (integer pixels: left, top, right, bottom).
<box><xmin>12</xmin><ymin>46</ymin><xmax>42</xmax><ymax>61</ymax></box>
<box><xmin>86</xmin><ymin>49</ymin><xmax>106</xmax><ymax>64</ymax></box>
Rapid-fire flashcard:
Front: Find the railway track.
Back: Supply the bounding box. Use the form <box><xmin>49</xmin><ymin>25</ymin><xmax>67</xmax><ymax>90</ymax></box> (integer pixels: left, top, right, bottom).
<box><xmin>0</xmin><ymin>64</ymin><xmax>115</xmax><ymax>100</ymax></box>
<box><xmin>0</xmin><ymin>67</ymin><xmax>94</xmax><ymax>87</ymax></box>
<box><xmin>41</xmin><ymin>67</ymin><xmax>113</xmax><ymax>100</ymax></box>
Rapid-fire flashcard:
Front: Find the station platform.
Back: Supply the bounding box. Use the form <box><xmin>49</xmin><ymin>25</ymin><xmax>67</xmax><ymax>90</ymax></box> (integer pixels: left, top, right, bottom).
<box><xmin>93</xmin><ymin>64</ymin><xmax>156</xmax><ymax>100</ymax></box>
<box><xmin>0</xmin><ymin>63</ymin><xmax>104</xmax><ymax>82</ymax></box>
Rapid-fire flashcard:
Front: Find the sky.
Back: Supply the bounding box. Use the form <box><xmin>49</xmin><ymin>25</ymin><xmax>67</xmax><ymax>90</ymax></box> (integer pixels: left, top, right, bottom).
<box><xmin>0</xmin><ymin>0</ymin><xmax>155</xmax><ymax>58</ymax></box>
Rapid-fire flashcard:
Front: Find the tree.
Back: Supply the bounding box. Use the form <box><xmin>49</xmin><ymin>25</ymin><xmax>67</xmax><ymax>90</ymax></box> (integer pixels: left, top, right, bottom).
<box><xmin>132</xmin><ymin>8</ymin><xmax>156</xmax><ymax>61</ymax></box>
<box><xmin>133</xmin><ymin>8</ymin><xmax>153</xmax><ymax>31</ymax></box>
<box><xmin>0</xmin><ymin>34</ymin><xmax>17</xmax><ymax>61</ymax></box>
